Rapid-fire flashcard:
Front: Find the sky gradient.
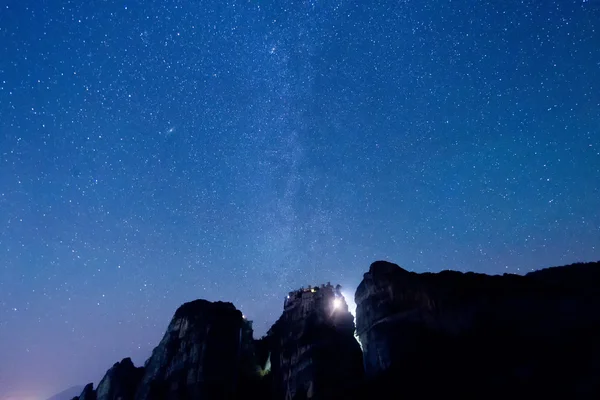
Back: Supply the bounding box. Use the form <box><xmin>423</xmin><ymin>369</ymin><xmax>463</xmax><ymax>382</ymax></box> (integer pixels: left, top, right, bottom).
<box><xmin>1</xmin><ymin>0</ymin><xmax>599</xmax><ymax>398</ymax></box>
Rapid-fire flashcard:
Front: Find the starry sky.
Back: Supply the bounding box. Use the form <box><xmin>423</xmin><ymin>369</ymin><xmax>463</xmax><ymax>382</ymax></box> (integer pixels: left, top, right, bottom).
<box><xmin>1</xmin><ymin>0</ymin><xmax>599</xmax><ymax>398</ymax></box>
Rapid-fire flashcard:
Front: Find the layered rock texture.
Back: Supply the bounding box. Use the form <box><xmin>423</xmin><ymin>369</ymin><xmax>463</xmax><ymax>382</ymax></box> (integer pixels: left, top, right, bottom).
<box><xmin>74</xmin><ymin>300</ymin><xmax>258</xmax><ymax>400</ymax></box>
<box><xmin>266</xmin><ymin>284</ymin><xmax>363</xmax><ymax>400</ymax></box>
<box><xmin>96</xmin><ymin>358</ymin><xmax>143</xmax><ymax>400</ymax></box>
<box><xmin>135</xmin><ymin>299</ymin><xmax>255</xmax><ymax>400</ymax></box>
<box><xmin>355</xmin><ymin>260</ymin><xmax>600</xmax><ymax>398</ymax></box>
<box><xmin>76</xmin><ymin>383</ymin><xmax>96</xmax><ymax>400</ymax></box>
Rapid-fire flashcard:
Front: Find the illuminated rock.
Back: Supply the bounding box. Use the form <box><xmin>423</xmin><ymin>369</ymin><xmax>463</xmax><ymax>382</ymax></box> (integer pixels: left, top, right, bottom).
<box><xmin>266</xmin><ymin>283</ymin><xmax>363</xmax><ymax>400</ymax></box>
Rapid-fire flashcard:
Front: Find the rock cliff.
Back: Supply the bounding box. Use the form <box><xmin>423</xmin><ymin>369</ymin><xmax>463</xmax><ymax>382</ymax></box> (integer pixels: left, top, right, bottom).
<box><xmin>266</xmin><ymin>284</ymin><xmax>363</xmax><ymax>400</ymax></box>
<box><xmin>135</xmin><ymin>299</ymin><xmax>255</xmax><ymax>400</ymax></box>
<box><xmin>72</xmin><ymin>260</ymin><xmax>600</xmax><ymax>400</ymax></box>
<box><xmin>95</xmin><ymin>358</ymin><xmax>144</xmax><ymax>400</ymax></box>
<box><xmin>76</xmin><ymin>383</ymin><xmax>96</xmax><ymax>400</ymax></box>
<box><xmin>355</xmin><ymin>260</ymin><xmax>600</xmax><ymax>398</ymax></box>
<box><xmin>74</xmin><ymin>300</ymin><xmax>261</xmax><ymax>400</ymax></box>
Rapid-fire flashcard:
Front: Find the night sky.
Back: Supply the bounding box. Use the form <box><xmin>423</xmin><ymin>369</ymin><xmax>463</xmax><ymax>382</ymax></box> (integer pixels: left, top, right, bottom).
<box><xmin>1</xmin><ymin>0</ymin><xmax>599</xmax><ymax>398</ymax></box>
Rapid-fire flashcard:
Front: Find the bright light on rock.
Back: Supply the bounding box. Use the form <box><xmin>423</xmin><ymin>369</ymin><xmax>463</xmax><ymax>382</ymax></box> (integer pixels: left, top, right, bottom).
<box><xmin>333</xmin><ymin>298</ymin><xmax>342</xmax><ymax>309</ymax></box>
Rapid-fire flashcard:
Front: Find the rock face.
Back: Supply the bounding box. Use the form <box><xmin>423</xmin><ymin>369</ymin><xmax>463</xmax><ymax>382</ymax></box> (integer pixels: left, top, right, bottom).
<box><xmin>134</xmin><ymin>299</ymin><xmax>255</xmax><ymax>400</ymax></box>
<box><xmin>95</xmin><ymin>357</ymin><xmax>144</xmax><ymax>400</ymax></box>
<box><xmin>77</xmin><ymin>383</ymin><xmax>96</xmax><ymax>400</ymax></box>
<box><xmin>72</xmin><ymin>260</ymin><xmax>600</xmax><ymax>399</ymax></box>
<box><xmin>355</xmin><ymin>260</ymin><xmax>600</xmax><ymax>398</ymax></box>
<box><xmin>267</xmin><ymin>283</ymin><xmax>363</xmax><ymax>400</ymax></box>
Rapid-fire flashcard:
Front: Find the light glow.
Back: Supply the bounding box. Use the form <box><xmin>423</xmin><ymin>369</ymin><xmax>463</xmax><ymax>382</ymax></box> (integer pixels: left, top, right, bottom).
<box><xmin>341</xmin><ymin>291</ymin><xmax>357</xmax><ymax>319</ymax></box>
<box><xmin>333</xmin><ymin>298</ymin><xmax>342</xmax><ymax>309</ymax></box>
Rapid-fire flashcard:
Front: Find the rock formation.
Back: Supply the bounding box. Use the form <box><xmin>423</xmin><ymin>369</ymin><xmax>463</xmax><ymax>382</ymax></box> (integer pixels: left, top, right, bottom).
<box><xmin>73</xmin><ymin>300</ymin><xmax>262</xmax><ymax>400</ymax></box>
<box><xmin>134</xmin><ymin>299</ymin><xmax>256</xmax><ymax>400</ymax></box>
<box><xmin>95</xmin><ymin>358</ymin><xmax>144</xmax><ymax>400</ymax></box>
<box><xmin>71</xmin><ymin>260</ymin><xmax>600</xmax><ymax>400</ymax></box>
<box><xmin>76</xmin><ymin>383</ymin><xmax>96</xmax><ymax>400</ymax></box>
<box><xmin>266</xmin><ymin>283</ymin><xmax>363</xmax><ymax>400</ymax></box>
<box><xmin>355</xmin><ymin>260</ymin><xmax>600</xmax><ymax>398</ymax></box>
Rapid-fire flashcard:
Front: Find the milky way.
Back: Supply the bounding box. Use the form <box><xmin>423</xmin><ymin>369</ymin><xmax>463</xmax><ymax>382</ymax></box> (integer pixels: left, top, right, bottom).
<box><xmin>1</xmin><ymin>0</ymin><xmax>599</xmax><ymax>398</ymax></box>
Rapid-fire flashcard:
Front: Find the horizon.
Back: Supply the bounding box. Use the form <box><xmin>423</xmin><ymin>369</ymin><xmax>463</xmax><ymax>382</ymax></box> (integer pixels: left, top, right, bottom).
<box><xmin>5</xmin><ymin>258</ymin><xmax>598</xmax><ymax>400</ymax></box>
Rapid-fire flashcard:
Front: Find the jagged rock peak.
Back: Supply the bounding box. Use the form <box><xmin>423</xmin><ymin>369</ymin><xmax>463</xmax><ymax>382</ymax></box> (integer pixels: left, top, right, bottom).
<box><xmin>77</xmin><ymin>383</ymin><xmax>96</xmax><ymax>400</ymax></box>
<box><xmin>96</xmin><ymin>357</ymin><xmax>143</xmax><ymax>400</ymax></box>
<box><xmin>173</xmin><ymin>298</ymin><xmax>240</xmax><ymax>320</ymax></box>
<box><xmin>368</xmin><ymin>260</ymin><xmax>409</xmax><ymax>275</ymax></box>
<box><xmin>115</xmin><ymin>357</ymin><xmax>133</xmax><ymax>368</ymax></box>
<box><xmin>135</xmin><ymin>298</ymin><xmax>251</xmax><ymax>400</ymax></box>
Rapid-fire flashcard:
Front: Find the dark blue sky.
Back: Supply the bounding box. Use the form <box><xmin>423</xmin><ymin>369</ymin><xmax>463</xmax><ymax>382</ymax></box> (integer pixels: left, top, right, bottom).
<box><xmin>1</xmin><ymin>0</ymin><xmax>599</xmax><ymax>398</ymax></box>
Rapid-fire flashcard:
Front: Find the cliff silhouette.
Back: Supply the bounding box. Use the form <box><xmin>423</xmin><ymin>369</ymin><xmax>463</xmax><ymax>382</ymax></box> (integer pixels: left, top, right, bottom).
<box><xmin>70</xmin><ymin>260</ymin><xmax>600</xmax><ymax>399</ymax></box>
